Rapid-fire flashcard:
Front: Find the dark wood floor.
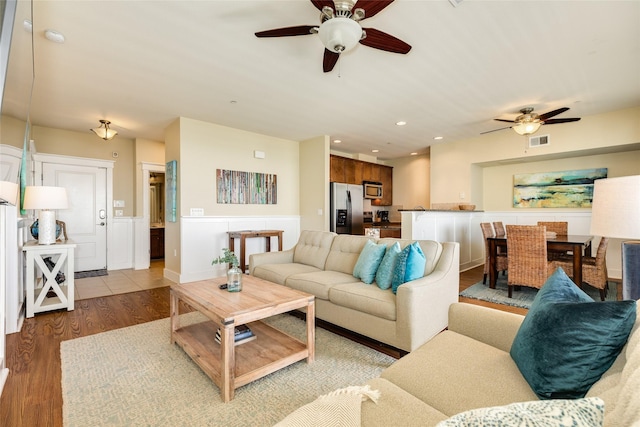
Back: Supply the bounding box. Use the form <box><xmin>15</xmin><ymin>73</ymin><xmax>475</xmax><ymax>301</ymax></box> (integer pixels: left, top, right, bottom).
<box><xmin>0</xmin><ymin>266</ymin><xmax>519</xmax><ymax>427</ymax></box>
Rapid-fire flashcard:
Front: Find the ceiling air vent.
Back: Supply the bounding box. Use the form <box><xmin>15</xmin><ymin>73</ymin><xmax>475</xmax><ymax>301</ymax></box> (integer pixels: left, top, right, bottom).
<box><xmin>529</xmin><ymin>134</ymin><xmax>550</xmax><ymax>148</ymax></box>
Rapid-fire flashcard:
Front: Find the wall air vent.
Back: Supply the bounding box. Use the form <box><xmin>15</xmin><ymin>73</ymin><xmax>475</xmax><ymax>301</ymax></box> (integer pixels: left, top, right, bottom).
<box><xmin>529</xmin><ymin>134</ymin><xmax>550</xmax><ymax>148</ymax></box>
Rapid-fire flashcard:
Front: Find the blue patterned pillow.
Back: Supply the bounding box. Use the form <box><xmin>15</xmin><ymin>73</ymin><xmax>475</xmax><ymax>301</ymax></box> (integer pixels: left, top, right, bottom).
<box><xmin>391</xmin><ymin>242</ymin><xmax>426</xmax><ymax>294</ymax></box>
<box><xmin>375</xmin><ymin>242</ymin><xmax>401</xmax><ymax>290</ymax></box>
<box><xmin>352</xmin><ymin>240</ymin><xmax>387</xmax><ymax>284</ymax></box>
<box><xmin>436</xmin><ymin>397</ymin><xmax>604</xmax><ymax>427</ymax></box>
<box><xmin>510</xmin><ymin>268</ymin><xmax>636</xmax><ymax>399</ymax></box>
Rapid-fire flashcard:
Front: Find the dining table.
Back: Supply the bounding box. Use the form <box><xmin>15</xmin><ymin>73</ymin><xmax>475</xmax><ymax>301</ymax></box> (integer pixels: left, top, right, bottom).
<box><xmin>487</xmin><ymin>234</ymin><xmax>593</xmax><ymax>290</ymax></box>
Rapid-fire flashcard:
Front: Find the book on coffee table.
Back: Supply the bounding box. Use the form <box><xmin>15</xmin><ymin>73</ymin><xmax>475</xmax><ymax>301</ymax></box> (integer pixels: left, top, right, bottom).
<box><xmin>215</xmin><ymin>324</ymin><xmax>256</xmax><ymax>346</ymax></box>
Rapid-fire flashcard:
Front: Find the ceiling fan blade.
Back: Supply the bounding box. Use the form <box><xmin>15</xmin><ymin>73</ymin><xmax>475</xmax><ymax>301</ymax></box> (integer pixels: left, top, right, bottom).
<box><xmin>481</xmin><ymin>126</ymin><xmax>512</xmax><ymax>135</ymax></box>
<box><xmin>255</xmin><ymin>25</ymin><xmax>317</xmax><ymax>38</ymax></box>
<box><xmin>354</xmin><ymin>0</ymin><xmax>395</xmax><ymax>19</ymax></box>
<box><xmin>494</xmin><ymin>118</ymin><xmax>516</xmax><ymax>123</ymax></box>
<box><xmin>538</xmin><ymin>107</ymin><xmax>569</xmax><ymax>121</ymax></box>
<box><xmin>310</xmin><ymin>0</ymin><xmax>334</xmax><ymax>12</ymax></box>
<box><xmin>323</xmin><ymin>49</ymin><xmax>340</xmax><ymax>72</ymax></box>
<box><xmin>542</xmin><ymin>118</ymin><xmax>581</xmax><ymax>125</ymax></box>
<box><xmin>360</xmin><ymin>28</ymin><xmax>411</xmax><ymax>54</ymax></box>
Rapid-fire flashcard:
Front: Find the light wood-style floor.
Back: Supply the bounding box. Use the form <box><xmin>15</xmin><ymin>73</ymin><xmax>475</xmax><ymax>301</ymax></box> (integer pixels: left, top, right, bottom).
<box><xmin>0</xmin><ymin>264</ymin><xmax>519</xmax><ymax>427</ymax></box>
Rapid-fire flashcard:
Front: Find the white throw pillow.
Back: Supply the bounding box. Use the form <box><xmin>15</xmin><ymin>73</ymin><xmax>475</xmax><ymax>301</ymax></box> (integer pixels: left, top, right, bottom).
<box><xmin>436</xmin><ymin>397</ymin><xmax>604</xmax><ymax>427</ymax></box>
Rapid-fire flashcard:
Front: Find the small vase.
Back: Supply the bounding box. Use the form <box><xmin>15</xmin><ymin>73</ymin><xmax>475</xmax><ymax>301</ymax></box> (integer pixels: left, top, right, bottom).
<box><xmin>227</xmin><ymin>265</ymin><xmax>242</xmax><ymax>292</ymax></box>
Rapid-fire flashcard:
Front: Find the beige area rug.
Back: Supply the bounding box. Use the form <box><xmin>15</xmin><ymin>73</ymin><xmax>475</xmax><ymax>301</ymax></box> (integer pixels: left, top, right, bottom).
<box><xmin>61</xmin><ymin>313</ymin><xmax>396</xmax><ymax>427</ymax></box>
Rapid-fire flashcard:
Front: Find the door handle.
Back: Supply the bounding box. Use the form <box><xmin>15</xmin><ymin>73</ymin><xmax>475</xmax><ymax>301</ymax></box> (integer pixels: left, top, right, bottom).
<box><xmin>98</xmin><ymin>222</ymin><xmax>105</xmax><ymax>226</ymax></box>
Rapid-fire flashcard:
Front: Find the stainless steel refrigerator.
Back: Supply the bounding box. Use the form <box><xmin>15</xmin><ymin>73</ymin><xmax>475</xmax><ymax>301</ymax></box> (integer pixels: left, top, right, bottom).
<box><xmin>330</xmin><ymin>182</ymin><xmax>364</xmax><ymax>235</ymax></box>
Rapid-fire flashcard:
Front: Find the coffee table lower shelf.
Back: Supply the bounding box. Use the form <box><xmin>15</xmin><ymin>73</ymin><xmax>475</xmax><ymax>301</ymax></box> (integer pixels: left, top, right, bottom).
<box><xmin>172</xmin><ymin>319</ymin><xmax>309</xmax><ymax>396</ymax></box>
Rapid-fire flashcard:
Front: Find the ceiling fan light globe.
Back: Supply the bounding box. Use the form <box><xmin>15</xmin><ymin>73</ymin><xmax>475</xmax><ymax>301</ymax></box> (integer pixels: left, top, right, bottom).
<box><xmin>318</xmin><ymin>17</ymin><xmax>362</xmax><ymax>53</ymax></box>
<box><xmin>512</xmin><ymin>120</ymin><xmax>542</xmax><ymax>136</ymax></box>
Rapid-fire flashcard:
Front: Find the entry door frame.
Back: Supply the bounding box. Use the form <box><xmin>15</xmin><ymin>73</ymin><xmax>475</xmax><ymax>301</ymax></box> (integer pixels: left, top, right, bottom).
<box><xmin>33</xmin><ymin>153</ymin><xmax>114</xmax><ymax>268</ymax></box>
<box><xmin>137</xmin><ymin>162</ymin><xmax>165</xmax><ymax>270</ymax></box>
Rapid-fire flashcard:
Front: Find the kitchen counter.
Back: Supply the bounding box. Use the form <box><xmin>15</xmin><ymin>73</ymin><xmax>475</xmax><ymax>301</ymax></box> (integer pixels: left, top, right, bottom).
<box><xmin>398</xmin><ymin>209</ymin><xmax>484</xmax><ymax>212</ymax></box>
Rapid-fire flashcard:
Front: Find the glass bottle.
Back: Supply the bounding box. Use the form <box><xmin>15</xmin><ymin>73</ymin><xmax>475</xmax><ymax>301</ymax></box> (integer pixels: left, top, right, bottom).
<box><xmin>227</xmin><ymin>265</ymin><xmax>242</xmax><ymax>292</ymax></box>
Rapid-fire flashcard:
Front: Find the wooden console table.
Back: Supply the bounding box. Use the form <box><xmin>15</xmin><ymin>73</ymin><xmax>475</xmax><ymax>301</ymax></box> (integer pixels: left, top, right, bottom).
<box><xmin>227</xmin><ymin>230</ymin><xmax>283</xmax><ymax>272</ymax></box>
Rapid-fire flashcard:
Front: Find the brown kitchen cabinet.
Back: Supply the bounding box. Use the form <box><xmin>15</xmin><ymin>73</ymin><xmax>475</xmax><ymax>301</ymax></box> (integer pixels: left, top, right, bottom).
<box><xmin>380</xmin><ymin>228</ymin><xmax>401</xmax><ymax>238</ymax></box>
<box><xmin>150</xmin><ymin>227</ymin><xmax>165</xmax><ymax>259</ymax></box>
<box><xmin>330</xmin><ymin>155</ymin><xmax>393</xmax><ymax>205</ymax></box>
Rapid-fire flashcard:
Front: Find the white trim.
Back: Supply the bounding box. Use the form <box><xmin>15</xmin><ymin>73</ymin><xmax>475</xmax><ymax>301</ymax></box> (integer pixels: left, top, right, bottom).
<box><xmin>136</xmin><ymin>162</ymin><xmax>165</xmax><ymax>270</ymax></box>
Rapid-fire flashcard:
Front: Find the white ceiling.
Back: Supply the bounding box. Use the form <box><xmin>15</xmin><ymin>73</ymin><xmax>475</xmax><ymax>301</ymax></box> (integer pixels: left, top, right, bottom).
<box><xmin>3</xmin><ymin>0</ymin><xmax>640</xmax><ymax>160</ymax></box>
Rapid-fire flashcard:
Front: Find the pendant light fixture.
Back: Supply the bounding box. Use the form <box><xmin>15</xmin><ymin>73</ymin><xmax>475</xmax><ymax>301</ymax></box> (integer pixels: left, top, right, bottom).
<box><xmin>90</xmin><ymin>120</ymin><xmax>118</xmax><ymax>140</ymax></box>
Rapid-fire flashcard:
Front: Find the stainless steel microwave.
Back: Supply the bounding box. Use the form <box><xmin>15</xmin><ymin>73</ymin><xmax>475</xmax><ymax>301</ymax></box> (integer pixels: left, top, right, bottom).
<box><xmin>363</xmin><ymin>181</ymin><xmax>383</xmax><ymax>199</ymax></box>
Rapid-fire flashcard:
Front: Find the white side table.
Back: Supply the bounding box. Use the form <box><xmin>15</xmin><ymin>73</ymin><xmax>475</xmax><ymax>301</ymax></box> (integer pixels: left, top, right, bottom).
<box><xmin>23</xmin><ymin>240</ymin><xmax>76</xmax><ymax>318</ymax></box>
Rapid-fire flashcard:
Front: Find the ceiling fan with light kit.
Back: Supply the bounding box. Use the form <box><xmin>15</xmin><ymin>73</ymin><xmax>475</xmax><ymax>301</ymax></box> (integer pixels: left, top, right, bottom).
<box><xmin>255</xmin><ymin>0</ymin><xmax>411</xmax><ymax>72</ymax></box>
<box><xmin>482</xmin><ymin>107</ymin><xmax>581</xmax><ymax>136</ymax></box>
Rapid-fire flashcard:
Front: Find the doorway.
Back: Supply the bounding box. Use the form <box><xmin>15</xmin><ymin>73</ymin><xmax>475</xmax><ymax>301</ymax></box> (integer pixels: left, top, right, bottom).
<box><xmin>149</xmin><ymin>172</ymin><xmax>165</xmax><ymax>260</ymax></box>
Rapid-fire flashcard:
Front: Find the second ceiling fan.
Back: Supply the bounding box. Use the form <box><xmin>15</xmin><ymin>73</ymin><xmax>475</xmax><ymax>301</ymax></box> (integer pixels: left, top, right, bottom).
<box><xmin>255</xmin><ymin>0</ymin><xmax>411</xmax><ymax>72</ymax></box>
<box><xmin>482</xmin><ymin>107</ymin><xmax>581</xmax><ymax>136</ymax></box>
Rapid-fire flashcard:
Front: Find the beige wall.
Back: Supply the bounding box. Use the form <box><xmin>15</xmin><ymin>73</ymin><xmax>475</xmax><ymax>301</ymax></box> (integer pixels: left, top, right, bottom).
<box><xmin>175</xmin><ymin>117</ymin><xmax>300</xmax><ymax>216</ymax></box>
<box><xmin>431</xmin><ymin>106</ymin><xmax>640</xmax><ymax>209</ymax></box>
<box><xmin>387</xmin><ymin>151</ymin><xmax>430</xmax><ymax>210</ymax></box>
<box><xmin>0</xmin><ymin>115</ymin><xmax>28</xmax><ymax>148</ymax></box>
<box><xmin>299</xmin><ymin>135</ymin><xmax>330</xmax><ymax>232</ymax></box>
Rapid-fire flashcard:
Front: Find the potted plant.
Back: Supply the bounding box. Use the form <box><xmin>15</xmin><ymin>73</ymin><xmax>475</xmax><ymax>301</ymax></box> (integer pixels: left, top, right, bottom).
<box><xmin>212</xmin><ymin>248</ymin><xmax>242</xmax><ymax>292</ymax></box>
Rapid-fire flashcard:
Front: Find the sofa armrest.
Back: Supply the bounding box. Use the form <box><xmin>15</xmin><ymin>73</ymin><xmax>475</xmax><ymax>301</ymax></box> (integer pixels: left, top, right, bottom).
<box><xmin>448</xmin><ymin>303</ymin><xmax>525</xmax><ymax>353</ymax></box>
<box><xmin>395</xmin><ymin>242</ymin><xmax>460</xmax><ymax>352</ymax></box>
<box><xmin>248</xmin><ymin>249</ymin><xmax>295</xmax><ymax>274</ymax></box>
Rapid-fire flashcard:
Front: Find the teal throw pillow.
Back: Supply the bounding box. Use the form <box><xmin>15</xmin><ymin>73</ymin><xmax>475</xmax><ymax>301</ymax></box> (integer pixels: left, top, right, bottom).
<box><xmin>375</xmin><ymin>242</ymin><xmax>401</xmax><ymax>290</ymax></box>
<box><xmin>391</xmin><ymin>242</ymin><xmax>426</xmax><ymax>294</ymax></box>
<box><xmin>352</xmin><ymin>240</ymin><xmax>387</xmax><ymax>284</ymax></box>
<box><xmin>510</xmin><ymin>268</ymin><xmax>636</xmax><ymax>399</ymax></box>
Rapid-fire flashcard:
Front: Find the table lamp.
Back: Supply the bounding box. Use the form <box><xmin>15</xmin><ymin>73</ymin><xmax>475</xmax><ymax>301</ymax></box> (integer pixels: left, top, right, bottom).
<box><xmin>0</xmin><ymin>181</ymin><xmax>19</xmax><ymax>205</ymax></box>
<box><xmin>23</xmin><ymin>186</ymin><xmax>69</xmax><ymax>245</ymax></box>
<box><xmin>589</xmin><ymin>175</ymin><xmax>640</xmax><ymax>300</ymax></box>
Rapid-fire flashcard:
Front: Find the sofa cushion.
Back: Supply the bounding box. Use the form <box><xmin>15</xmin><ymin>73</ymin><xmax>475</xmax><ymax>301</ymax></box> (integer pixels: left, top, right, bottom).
<box><xmin>391</xmin><ymin>242</ymin><xmax>426</xmax><ymax>294</ymax></box>
<box><xmin>436</xmin><ymin>397</ymin><xmax>604</xmax><ymax>427</ymax></box>
<box><xmin>252</xmin><ymin>263</ymin><xmax>322</xmax><ymax>286</ymax></box>
<box><xmin>353</xmin><ymin>240</ymin><xmax>387</xmax><ymax>284</ymax></box>
<box><xmin>329</xmin><ymin>282</ymin><xmax>397</xmax><ymax>321</ymax></box>
<box><xmin>510</xmin><ymin>268</ymin><xmax>637</xmax><ymax>400</ymax></box>
<box><xmin>375</xmin><ymin>242</ymin><xmax>401</xmax><ymax>290</ymax></box>
<box><xmin>381</xmin><ymin>330</ymin><xmax>538</xmax><ymax>417</ymax></box>
<box><xmin>325</xmin><ymin>235</ymin><xmax>372</xmax><ymax>275</ymax></box>
<box><xmin>286</xmin><ymin>270</ymin><xmax>359</xmax><ymax>300</ymax></box>
<box><xmin>292</xmin><ymin>230</ymin><xmax>336</xmax><ymax>270</ymax></box>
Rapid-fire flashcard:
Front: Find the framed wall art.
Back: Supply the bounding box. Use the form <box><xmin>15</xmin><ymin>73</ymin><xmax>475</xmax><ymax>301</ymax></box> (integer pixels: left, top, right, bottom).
<box><xmin>513</xmin><ymin>168</ymin><xmax>608</xmax><ymax>208</ymax></box>
<box><xmin>216</xmin><ymin>169</ymin><xmax>277</xmax><ymax>204</ymax></box>
<box><xmin>166</xmin><ymin>160</ymin><xmax>177</xmax><ymax>221</ymax></box>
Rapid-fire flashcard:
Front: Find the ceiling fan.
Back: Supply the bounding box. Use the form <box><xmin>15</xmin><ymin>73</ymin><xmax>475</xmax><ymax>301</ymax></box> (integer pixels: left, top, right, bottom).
<box><xmin>255</xmin><ymin>0</ymin><xmax>411</xmax><ymax>73</ymax></box>
<box><xmin>482</xmin><ymin>107</ymin><xmax>581</xmax><ymax>136</ymax></box>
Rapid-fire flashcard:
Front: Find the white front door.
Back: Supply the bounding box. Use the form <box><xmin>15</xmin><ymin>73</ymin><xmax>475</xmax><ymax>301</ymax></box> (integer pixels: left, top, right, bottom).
<box><xmin>42</xmin><ymin>163</ymin><xmax>108</xmax><ymax>272</ymax></box>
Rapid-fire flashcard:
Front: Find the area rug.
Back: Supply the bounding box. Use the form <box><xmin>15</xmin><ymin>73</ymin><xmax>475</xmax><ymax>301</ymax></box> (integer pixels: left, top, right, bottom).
<box><xmin>460</xmin><ymin>274</ymin><xmax>618</xmax><ymax>309</ymax></box>
<box><xmin>74</xmin><ymin>269</ymin><xmax>108</xmax><ymax>279</ymax></box>
<box><xmin>61</xmin><ymin>313</ymin><xmax>396</xmax><ymax>427</ymax></box>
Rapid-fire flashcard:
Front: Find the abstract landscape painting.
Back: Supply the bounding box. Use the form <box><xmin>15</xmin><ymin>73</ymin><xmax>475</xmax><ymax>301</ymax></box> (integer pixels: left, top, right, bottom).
<box><xmin>216</xmin><ymin>169</ymin><xmax>277</xmax><ymax>204</ymax></box>
<box><xmin>513</xmin><ymin>168</ymin><xmax>608</xmax><ymax>208</ymax></box>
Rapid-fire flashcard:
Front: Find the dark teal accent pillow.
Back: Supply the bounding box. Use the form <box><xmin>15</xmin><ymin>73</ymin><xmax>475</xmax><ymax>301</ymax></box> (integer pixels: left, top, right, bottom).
<box><xmin>352</xmin><ymin>240</ymin><xmax>387</xmax><ymax>284</ymax></box>
<box><xmin>510</xmin><ymin>268</ymin><xmax>636</xmax><ymax>400</ymax></box>
<box><xmin>375</xmin><ymin>242</ymin><xmax>401</xmax><ymax>290</ymax></box>
<box><xmin>391</xmin><ymin>242</ymin><xmax>426</xmax><ymax>294</ymax></box>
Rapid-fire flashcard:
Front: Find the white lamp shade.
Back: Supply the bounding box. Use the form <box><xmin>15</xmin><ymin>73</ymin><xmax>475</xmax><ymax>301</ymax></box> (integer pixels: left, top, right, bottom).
<box><xmin>23</xmin><ymin>186</ymin><xmax>69</xmax><ymax>210</ymax></box>
<box><xmin>512</xmin><ymin>121</ymin><xmax>542</xmax><ymax>136</ymax></box>
<box><xmin>318</xmin><ymin>17</ymin><xmax>362</xmax><ymax>53</ymax></box>
<box><xmin>0</xmin><ymin>181</ymin><xmax>19</xmax><ymax>205</ymax></box>
<box><xmin>589</xmin><ymin>175</ymin><xmax>640</xmax><ymax>239</ymax></box>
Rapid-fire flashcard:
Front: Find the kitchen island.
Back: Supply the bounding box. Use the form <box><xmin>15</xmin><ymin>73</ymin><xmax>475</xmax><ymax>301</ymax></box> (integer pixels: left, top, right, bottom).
<box><xmin>400</xmin><ymin>209</ymin><xmax>484</xmax><ymax>272</ymax></box>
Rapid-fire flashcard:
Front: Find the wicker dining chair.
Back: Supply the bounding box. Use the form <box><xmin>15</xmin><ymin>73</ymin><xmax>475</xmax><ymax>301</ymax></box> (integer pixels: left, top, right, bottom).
<box><xmin>506</xmin><ymin>225</ymin><xmax>556</xmax><ymax>298</ymax></box>
<box><xmin>480</xmin><ymin>222</ymin><xmax>508</xmax><ymax>285</ymax></box>
<box><xmin>493</xmin><ymin>221</ymin><xmax>506</xmax><ymax>237</ymax></box>
<box><xmin>538</xmin><ymin>221</ymin><xmax>569</xmax><ymax>259</ymax></box>
<box><xmin>551</xmin><ymin>237</ymin><xmax>609</xmax><ymax>301</ymax></box>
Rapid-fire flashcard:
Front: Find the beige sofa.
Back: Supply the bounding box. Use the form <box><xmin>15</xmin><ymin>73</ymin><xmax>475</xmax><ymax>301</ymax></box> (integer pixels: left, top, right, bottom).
<box><xmin>360</xmin><ymin>302</ymin><xmax>640</xmax><ymax>426</ymax></box>
<box><xmin>249</xmin><ymin>230</ymin><xmax>460</xmax><ymax>353</ymax></box>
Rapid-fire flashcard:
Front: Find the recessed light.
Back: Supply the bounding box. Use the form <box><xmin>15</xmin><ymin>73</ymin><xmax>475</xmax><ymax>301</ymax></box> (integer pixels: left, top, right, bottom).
<box><xmin>372</xmin><ymin>149</ymin><xmax>379</xmax><ymax>153</ymax></box>
<box><xmin>333</xmin><ymin>139</ymin><xmax>341</xmax><ymax>143</ymax></box>
<box><xmin>396</xmin><ymin>121</ymin><xmax>407</xmax><ymax>126</ymax></box>
<box><xmin>434</xmin><ymin>136</ymin><xmax>444</xmax><ymax>140</ymax></box>
<box><xmin>410</xmin><ymin>152</ymin><xmax>418</xmax><ymax>156</ymax></box>
<box><xmin>230</xmin><ymin>100</ymin><xmax>237</xmax><ymax>104</ymax></box>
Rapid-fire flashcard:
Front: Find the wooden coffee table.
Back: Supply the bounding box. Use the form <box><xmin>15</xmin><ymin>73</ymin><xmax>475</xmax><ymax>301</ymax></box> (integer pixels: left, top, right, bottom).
<box><xmin>170</xmin><ymin>275</ymin><xmax>315</xmax><ymax>402</ymax></box>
